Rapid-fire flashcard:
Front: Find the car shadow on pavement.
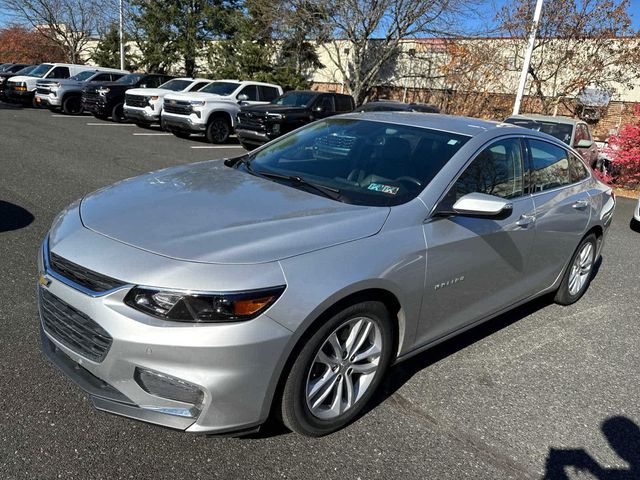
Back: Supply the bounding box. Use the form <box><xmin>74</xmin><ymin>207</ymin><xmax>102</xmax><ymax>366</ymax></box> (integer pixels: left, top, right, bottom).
<box><xmin>630</xmin><ymin>219</ymin><xmax>640</xmax><ymax>233</ymax></box>
<box><xmin>543</xmin><ymin>416</ymin><xmax>640</xmax><ymax>479</ymax></box>
<box><xmin>0</xmin><ymin>101</ymin><xmax>23</xmax><ymax>110</ymax></box>
<box><xmin>0</xmin><ymin>201</ymin><xmax>34</xmax><ymax>232</ymax></box>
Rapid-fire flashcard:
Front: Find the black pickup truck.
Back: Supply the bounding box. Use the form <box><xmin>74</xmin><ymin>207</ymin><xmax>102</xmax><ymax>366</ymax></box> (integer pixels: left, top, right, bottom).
<box><xmin>82</xmin><ymin>72</ymin><xmax>173</xmax><ymax>122</ymax></box>
<box><xmin>235</xmin><ymin>90</ymin><xmax>355</xmax><ymax>149</ymax></box>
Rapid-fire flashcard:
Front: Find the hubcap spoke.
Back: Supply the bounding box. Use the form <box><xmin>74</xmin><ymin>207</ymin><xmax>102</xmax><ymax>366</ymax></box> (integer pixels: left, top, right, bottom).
<box><xmin>309</xmin><ymin>373</ymin><xmax>339</xmax><ymax>409</ymax></box>
<box><xmin>343</xmin><ymin>373</ymin><xmax>355</xmax><ymax>410</ymax></box>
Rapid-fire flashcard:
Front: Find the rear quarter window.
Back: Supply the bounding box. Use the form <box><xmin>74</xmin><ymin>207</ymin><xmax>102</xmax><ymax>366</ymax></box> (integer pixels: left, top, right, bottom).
<box><xmin>334</xmin><ymin>95</ymin><xmax>355</xmax><ymax>112</ymax></box>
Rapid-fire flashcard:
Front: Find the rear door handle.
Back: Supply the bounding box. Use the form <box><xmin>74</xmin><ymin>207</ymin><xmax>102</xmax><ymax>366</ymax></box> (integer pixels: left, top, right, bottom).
<box><xmin>516</xmin><ymin>214</ymin><xmax>536</xmax><ymax>227</ymax></box>
<box><xmin>572</xmin><ymin>199</ymin><xmax>589</xmax><ymax>210</ymax></box>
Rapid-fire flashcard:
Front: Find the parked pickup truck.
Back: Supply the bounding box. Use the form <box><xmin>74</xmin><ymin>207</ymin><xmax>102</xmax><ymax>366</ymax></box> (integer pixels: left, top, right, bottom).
<box><xmin>503</xmin><ymin>114</ymin><xmax>600</xmax><ymax>169</ymax></box>
<box><xmin>124</xmin><ymin>77</ymin><xmax>212</xmax><ymax>128</ymax></box>
<box><xmin>35</xmin><ymin>68</ymin><xmax>128</xmax><ymax>114</ymax></box>
<box><xmin>82</xmin><ymin>72</ymin><xmax>174</xmax><ymax>122</ymax></box>
<box><xmin>236</xmin><ymin>90</ymin><xmax>355</xmax><ymax>149</ymax></box>
<box><xmin>0</xmin><ymin>64</ymin><xmax>34</xmax><ymax>100</ymax></box>
<box><xmin>162</xmin><ymin>80</ymin><xmax>282</xmax><ymax>143</ymax></box>
<box><xmin>5</xmin><ymin>63</ymin><xmax>97</xmax><ymax>107</ymax></box>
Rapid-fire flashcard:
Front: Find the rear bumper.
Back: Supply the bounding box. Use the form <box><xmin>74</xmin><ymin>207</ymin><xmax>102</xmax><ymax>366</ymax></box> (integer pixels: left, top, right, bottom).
<box><xmin>161</xmin><ymin>113</ymin><xmax>206</xmax><ymax>132</ymax></box>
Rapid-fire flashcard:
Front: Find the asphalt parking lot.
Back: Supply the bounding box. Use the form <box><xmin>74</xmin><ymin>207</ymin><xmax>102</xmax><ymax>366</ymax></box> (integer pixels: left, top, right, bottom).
<box><xmin>1</xmin><ymin>103</ymin><xmax>639</xmax><ymax>480</ymax></box>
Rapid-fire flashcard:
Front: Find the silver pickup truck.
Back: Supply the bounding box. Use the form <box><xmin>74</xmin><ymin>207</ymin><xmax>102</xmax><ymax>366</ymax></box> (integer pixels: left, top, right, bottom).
<box><xmin>36</xmin><ymin>68</ymin><xmax>128</xmax><ymax>114</ymax></box>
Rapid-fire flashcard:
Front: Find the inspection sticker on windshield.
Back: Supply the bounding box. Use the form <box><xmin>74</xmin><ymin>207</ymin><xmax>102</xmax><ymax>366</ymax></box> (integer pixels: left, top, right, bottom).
<box><xmin>368</xmin><ymin>183</ymin><xmax>399</xmax><ymax>195</ymax></box>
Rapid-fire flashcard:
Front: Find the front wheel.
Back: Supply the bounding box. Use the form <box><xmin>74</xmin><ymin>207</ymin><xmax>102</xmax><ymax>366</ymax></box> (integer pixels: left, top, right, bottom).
<box><xmin>111</xmin><ymin>102</ymin><xmax>126</xmax><ymax>123</ymax></box>
<box><xmin>205</xmin><ymin>116</ymin><xmax>231</xmax><ymax>144</ymax></box>
<box><xmin>62</xmin><ymin>95</ymin><xmax>83</xmax><ymax>115</ymax></box>
<box><xmin>280</xmin><ymin>301</ymin><xmax>393</xmax><ymax>436</ymax></box>
<box><xmin>554</xmin><ymin>233</ymin><xmax>597</xmax><ymax>305</ymax></box>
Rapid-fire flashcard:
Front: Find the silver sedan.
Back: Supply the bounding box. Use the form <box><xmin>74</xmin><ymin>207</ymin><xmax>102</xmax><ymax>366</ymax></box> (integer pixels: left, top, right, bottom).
<box><xmin>38</xmin><ymin>113</ymin><xmax>615</xmax><ymax>436</ymax></box>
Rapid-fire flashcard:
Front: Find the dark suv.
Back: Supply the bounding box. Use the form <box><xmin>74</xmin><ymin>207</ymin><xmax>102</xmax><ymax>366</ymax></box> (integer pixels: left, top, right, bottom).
<box><xmin>236</xmin><ymin>90</ymin><xmax>355</xmax><ymax>149</ymax></box>
<box><xmin>82</xmin><ymin>73</ymin><xmax>173</xmax><ymax>122</ymax></box>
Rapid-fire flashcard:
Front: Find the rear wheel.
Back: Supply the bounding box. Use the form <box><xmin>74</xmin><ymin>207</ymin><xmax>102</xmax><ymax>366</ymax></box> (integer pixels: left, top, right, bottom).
<box><xmin>62</xmin><ymin>95</ymin><xmax>83</xmax><ymax>115</ymax></box>
<box><xmin>280</xmin><ymin>301</ymin><xmax>393</xmax><ymax>436</ymax></box>
<box><xmin>205</xmin><ymin>116</ymin><xmax>231</xmax><ymax>144</ymax></box>
<box><xmin>111</xmin><ymin>102</ymin><xmax>126</xmax><ymax>123</ymax></box>
<box><xmin>554</xmin><ymin>233</ymin><xmax>597</xmax><ymax>305</ymax></box>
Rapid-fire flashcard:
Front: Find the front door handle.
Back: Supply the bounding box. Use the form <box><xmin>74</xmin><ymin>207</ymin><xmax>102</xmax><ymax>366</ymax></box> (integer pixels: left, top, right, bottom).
<box><xmin>572</xmin><ymin>199</ymin><xmax>589</xmax><ymax>210</ymax></box>
<box><xmin>516</xmin><ymin>214</ymin><xmax>536</xmax><ymax>227</ymax></box>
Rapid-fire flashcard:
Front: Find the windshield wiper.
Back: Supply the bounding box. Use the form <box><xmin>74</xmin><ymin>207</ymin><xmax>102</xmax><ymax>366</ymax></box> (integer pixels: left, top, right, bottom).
<box><xmin>254</xmin><ymin>169</ymin><xmax>342</xmax><ymax>201</ymax></box>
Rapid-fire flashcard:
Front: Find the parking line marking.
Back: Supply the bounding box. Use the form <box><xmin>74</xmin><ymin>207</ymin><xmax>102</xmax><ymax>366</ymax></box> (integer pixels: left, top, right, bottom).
<box><xmin>132</xmin><ymin>132</ymin><xmax>173</xmax><ymax>136</ymax></box>
<box><xmin>85</xmin><ymin>123</ymin><xmax>136</xmax><ymax>126</ymax></box>
<box><xmin>190</xmin><ymin>145</ymin><xmax>245</xmax><ymax>149</ymax></box>
<box><xmin>51</xmin><ymin>115</ymin><xmax>86</xmax><ymax>118</ymax></box>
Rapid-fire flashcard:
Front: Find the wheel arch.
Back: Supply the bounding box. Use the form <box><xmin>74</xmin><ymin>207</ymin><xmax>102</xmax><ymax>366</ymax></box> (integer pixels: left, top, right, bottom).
<box><xmin>207</xmin><ymin>108</ymin><xmax>234</xmax><ymax>128</ymax></box>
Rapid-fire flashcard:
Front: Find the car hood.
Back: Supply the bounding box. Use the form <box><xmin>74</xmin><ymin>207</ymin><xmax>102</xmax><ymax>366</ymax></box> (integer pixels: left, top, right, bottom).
<box><xmin>85</xmin><ymin>81</ymin><xmax>134</xmax><ymax>92</ymax></box>
<box><xmin>126</xmin><ymin>87</ymin><xmax>172</xmax><ymax>97</ymax></box>
<box><xmin>38</xmin><ymin>78</ymin><xmax>84</xmax><ymax>87</ymax></box>
<box><xmin>165</xmin><ymin>91</ymin><xmax>231</xmax><ymax>102</ymax></box>
<box><xmin>80</xmin><ymin>160</ymin><xmax>390</xmax><ymax>264</ymax></box>
<box><xmin>6</xmin><ymin>75</ymin><xmax>33</xmax><ymax>84</ymax></box>
<box><xmin>241</xmin><ymin>104</ymin><xmax>308</xmax><ymax>114</ymax></box>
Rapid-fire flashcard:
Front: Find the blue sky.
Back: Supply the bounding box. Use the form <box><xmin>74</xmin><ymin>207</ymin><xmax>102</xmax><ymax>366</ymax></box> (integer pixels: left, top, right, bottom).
<box><xmin>1</xmin><ymin>1</ymin><xmax>640</xmax><ymax>33</ymax></box>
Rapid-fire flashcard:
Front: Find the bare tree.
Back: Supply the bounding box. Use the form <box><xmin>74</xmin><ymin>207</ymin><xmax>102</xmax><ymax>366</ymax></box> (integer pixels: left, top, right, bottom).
<box><xmin>499</xmin><ymin>0</ymin><xmax>640</xmax><ymax>115</ymax></box>
<box><xmin>311</xmin><ymin>0</ymin><xmax>477</xmax><ymax>105</ymax></box>
<box><xmin>1</xmin><ymin>0</ymin><xmax>111</xmax><ymax>63</ymax></box>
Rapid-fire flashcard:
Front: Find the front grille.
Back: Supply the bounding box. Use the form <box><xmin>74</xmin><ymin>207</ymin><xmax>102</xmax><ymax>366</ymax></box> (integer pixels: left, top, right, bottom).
<box><xmin>164</xmin><ymin>101</ymin><xmax>192</xmax><ymax>115</ymax></box>
<box><xmin>39</xmin><ymin>288</ymin><xmax>112</xmax><ymax>362</ymax></box>
<box><xmin>237</xmin><ymin>112</ymin><xmax>266</xmax><ymax>131</ymax></box>
<box><xmin>37</xmin><ymin>87</ymin><xmax>50</xmax><ymax>95</ymax></box>
<box><xmin>82</xmin><ymin>91</ymin><xmax>103</xmax><ymax>107</ymax></box>
<box><xmin>125</xmin><ymin>94</ymin><xmax>147</xmax><ymax>108</ymax></box>
<box><xmin>49</xmin><ymin>252</ymin><xmax>126</xmax><ymax>292</ymax></box>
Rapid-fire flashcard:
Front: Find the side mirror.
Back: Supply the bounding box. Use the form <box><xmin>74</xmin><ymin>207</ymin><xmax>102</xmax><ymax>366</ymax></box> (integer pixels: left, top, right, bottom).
<box><xmin>452</xmin><ymin>192</ymin><xmax>513</xmax><ymax>217</ymax></box>
<box><xmin>140</xmin><ymin>84</ymin><xmax>147</xmax><ymax>88</ymax></box>
<box><xmin>237</xmin><ymin>93</ymin><xmax>249</xmax><ymax>103</ymax></box>
<box><xmin>575</xmin><ymin>139</ymin><xmax>593</xmax><ymax>148</ymax></box>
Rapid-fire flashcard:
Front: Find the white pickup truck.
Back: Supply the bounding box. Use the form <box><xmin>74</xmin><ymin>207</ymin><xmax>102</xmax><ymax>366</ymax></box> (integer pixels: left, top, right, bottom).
<box><xmin>161</xmin><ymin>80</ymin><xmax>282</xmax><ymax>143</ymax></box>
<box><xmin>123</xmin><ymin>77</ymin><xmax>212</xmax><ymax>129</ymax></box>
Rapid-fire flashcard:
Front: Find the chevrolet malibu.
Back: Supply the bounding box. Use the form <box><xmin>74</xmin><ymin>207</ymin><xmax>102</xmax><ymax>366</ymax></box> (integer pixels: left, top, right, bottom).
<box><xmin>38</xmin><ymin>113</ymin><xmax>615</xmax><ymax>436</ymax></box>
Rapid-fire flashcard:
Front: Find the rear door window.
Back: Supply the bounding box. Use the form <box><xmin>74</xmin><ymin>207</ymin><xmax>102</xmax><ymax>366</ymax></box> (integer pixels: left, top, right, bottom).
<box><xmin>528</xmin><ymin>139</ymin><xmax>571</xmax><ymax>192</ymax></box>
<box><xmin>259</xmin><ymin>86</ymin><xmax>280</xmax><ymax>102</ymax></box>
<box><xmin>335</xmin><ymin>95</ymin><xmax>354</xmax><ymax>112</ymax></box>
<box><xmin>93</xmin><ymin>73</ymin><xmax>112</xmax><ymax>82</ymax></box>
<box><xmin>569</xmin><ymin>152</ymin><xmax>590</xmax><ymax>182</ymax></box>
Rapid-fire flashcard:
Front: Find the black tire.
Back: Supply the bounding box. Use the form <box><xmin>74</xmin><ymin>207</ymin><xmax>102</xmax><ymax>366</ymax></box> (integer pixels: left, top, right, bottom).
<box><xmin>62</xmin><ymin>95</ymin><xmax>83</xmax><ymax>115</ymax></box>
<box><xmin>280</xmin><ymin>300</ymin><xmax>394</xmax><ymax>437</ymax></box>
<box><xmin>205</xmin><ymin>115</ymin><xmax>231</xmax><ymax>144</ymax></box>
<box><xmin>111</xmin><ymin>102</ymin><xmax>126</xmax><ymax>123</ymax></box>
<box><xmin>554</xmin><ymin>233</ymin><xmax>597</xmax><ymax>305</ymax></box>
<box><xmin>171</xmin><ymin>130</ymin><xmax>191</xmax><ymax>139</ymax></box>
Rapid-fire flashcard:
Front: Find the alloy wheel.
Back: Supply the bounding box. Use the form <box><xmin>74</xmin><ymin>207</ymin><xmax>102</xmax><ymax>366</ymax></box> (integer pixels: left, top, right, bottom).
<box><xmin>568</xmin><ymin>241</ymin><xmax>594</xmax><ymax>296</ymax></box>
<box><xmin>305</xmin><ymin>317</ymin><xmax>382</xmax><ymax>420</ymax></box>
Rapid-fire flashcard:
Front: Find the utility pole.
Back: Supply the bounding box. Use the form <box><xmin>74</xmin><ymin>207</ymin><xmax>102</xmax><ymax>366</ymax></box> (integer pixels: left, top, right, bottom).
<box><xmin>512</xmin><ymin>0</ymin><xmax>544</xmax><ymax>115</ymax></box>
<box><xmin>119</xmin><ymin>0</ymin><xmax>125</xmax><ymax>70</ymax></box>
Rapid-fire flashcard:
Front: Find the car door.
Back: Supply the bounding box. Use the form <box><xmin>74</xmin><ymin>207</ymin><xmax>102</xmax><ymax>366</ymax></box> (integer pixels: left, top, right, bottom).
<box><xmin>312</xmin><ymin>95</ymin><xmax>336</xmax><ymax>119</ymax></box>
<box><xmin>417</xmin><ymin>137</ymin><xmax>537</xmax><ymax>344</ymax></box>
<box><xmin>236</xmin><ymin>85</ymin><xmax>261</xmax><ymax>105</ymax></box>
<box><xmin>526</xmin><ymin>138</ymin><xmax>591</xmax><ymax>289</ymax></box>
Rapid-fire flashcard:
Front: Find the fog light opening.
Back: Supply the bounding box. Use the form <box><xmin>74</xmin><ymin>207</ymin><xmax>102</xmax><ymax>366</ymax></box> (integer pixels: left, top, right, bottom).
<box><xmin>134</xmin><ymin>367</ymin><xmax>204</xmax><ymax>408</ymax></box>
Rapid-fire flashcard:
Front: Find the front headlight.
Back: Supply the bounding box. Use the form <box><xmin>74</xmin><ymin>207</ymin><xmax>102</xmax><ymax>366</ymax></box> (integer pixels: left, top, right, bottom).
<box><xmin>51</xmin><ymin>82</ymin><xmax>61</xmax><ymax>89</ymax></box>
<box><xmin>148</xmin><ymin>95</ymin><xmax>159</xmax><ymax>105</ymax></box>
<box><xmin>124</xmin><ymin>285</ymin><xmax>285</xmax><ymax>322</ymax></box>
<box><xmin>267</xmin><ymin>113</ymin><xmax>284</xmax><ymax>120</ymax></box>
<box><xmin>190</xmin><ymin>100</ymin><xmax>205</xmax><ymax>107</ymax></box>
<box><xmin>97</xmin><ymin>87</ymin><xmax>110</xmax><ymax>95</ymax></box>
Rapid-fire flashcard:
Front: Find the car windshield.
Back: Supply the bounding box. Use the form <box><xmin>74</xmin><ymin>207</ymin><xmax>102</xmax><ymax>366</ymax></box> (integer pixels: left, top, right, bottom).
<box><xmin>27</xmin><ymin>64</ymin><xmax>53</xmax><ymax>78</ymax></box>
<box><xmin>0</xmin><ymin>64</ymin><xmax>11</xmax><ymax>72</ymax></box>
<box><xmin>504</xmin><ymin>118</ymin><xmax>574</xmax><ymax>145</ymax></box>
<box><xmin>14</xmin><ymin>65</ymin><xmax>36</xmax><ymax>76</ymax></box>
<box><xmin>70</xmin><ymin>70</ymin><xmax>96</xmax><ymax>81</ymax></box>
<box><xmin>158</xmin><ymin>79</ymin><xmax>192</xmax><ymax>91</ymax></box>
<box><xmin>117</xmin><ymin>73</ymin><xmax>144</xmax><ymax>84</ymax></box>
<box><xmin>243</xmin><ymin>118</ymin><xmax>469</xmax><ymax>206</ymax></box>
<box><xmin>199</xmin><ymin>81</ymin><xmax>240</xmax><ymax>95</ymax></box>
<box><xmin>273</xmin><ymin>91</ymin><xmax>317</xmax><ymax>106</ymax></box>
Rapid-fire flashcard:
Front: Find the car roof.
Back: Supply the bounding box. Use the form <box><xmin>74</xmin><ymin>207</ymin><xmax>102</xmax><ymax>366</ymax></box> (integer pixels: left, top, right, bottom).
<box><xmin>338</xmin><ymin>112</ymin><xmax>500</xmax><ymax>137</ymax></box>
<box><xmin>506</xmin><ymin>113</ymin><xmax>580</xmax><ymax>125</ymax></box>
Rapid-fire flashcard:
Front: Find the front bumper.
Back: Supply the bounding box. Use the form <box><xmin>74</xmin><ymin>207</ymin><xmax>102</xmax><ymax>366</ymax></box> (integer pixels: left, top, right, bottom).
<box><xmin>36</xmin><ymin>92</ymin><xmax>61</xmax><ymax>107</ymax></box>
<box><xmin>124</xmin><ymin>105</ymin><xmax>160</xmax><ymax>123</ymax></box>
<box><xmin>38</xmin><ymin>234</ymin><xmax>293</xmax><ymax>434</ymax></box>
<box><xmin>161</xmin><ymin>113</ymin><xmax>206</xmax><ymax>133</ymax></box>
<box><xmin>5</xmin><ymin>87</ymin><xmax>33</xmax><ymax>101</ymax></box>
<box><xmin>235</xmin><ymin>128</ymin><xmax>274</xmax><ymax>147</ymax></box>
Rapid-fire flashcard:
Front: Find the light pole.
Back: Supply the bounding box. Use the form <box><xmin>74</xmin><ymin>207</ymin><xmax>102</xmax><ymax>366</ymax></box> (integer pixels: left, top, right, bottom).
<box><xmin>512</xmin><ymin>0</ymin><xmax>544</xmax><ymax>115</ymax></box>
<box><xmin>119</xmin><ymin>0</ymin><xmax>125</xmax><ymax>70</ymax></box>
